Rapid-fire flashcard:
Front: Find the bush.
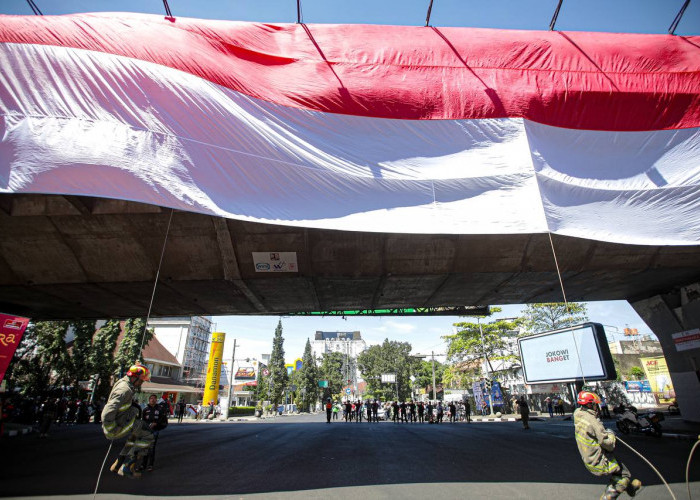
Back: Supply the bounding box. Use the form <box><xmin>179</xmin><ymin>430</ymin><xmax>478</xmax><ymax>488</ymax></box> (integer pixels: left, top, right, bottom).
<box><xmin>228</xmin><ymin>406</ymin><xmax>255</xmax><ymax>417</ymax></box>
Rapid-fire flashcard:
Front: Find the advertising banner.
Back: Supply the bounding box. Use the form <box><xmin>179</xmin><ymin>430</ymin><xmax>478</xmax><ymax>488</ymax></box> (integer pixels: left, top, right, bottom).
<box><xmin>202</xmin><ymin>331</ymin><xmax>225</xmax><ymax>405</ymax></box>
<box><xmin>491</xmin><ymin>381</ymin><xmax>505</xmax><ymax>406</ymax></box>
<box><xmin>625</xmin><ymin>380</ymin><xmax>652</xmax><ymax>393</ymax></box>
<box><xmin>234</xmin><ymin>367</ymin><xmax>256</xmax><ymax>380</ymax></box>
<box><xmin>0</xmin><ymin>314</ymin><xmax>30</xmax><ymax>385</ymax></box>
<box><xmin>640</xmin><ymin>356</ymin><xmax>675</xmax><ymax>404</ymax></box>
<box><xmin>472</xmin><ymin>381</ymin><xmax>484</xmax><ymax>410</ymax></box>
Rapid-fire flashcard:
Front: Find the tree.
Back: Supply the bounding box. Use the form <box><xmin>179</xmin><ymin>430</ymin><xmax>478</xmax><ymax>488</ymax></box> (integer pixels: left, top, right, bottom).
<box><xmin>113</xmin><ymin>318</ymin><xmax>153</xmax><ymax>378</ymax></box>
<box><xmin>8</xmin><ymin>321</ymin><xmax>72</xmax><ymax>397</ymax></box>
<box><xmin>268</xmin><ymin>320</ymin><xmax>288</xmax><ymax>407</ymax></box>
<box><xmin>88</xmin><ymin>320</ymin><xmax>121</xmax><ymax>400</ymax></box>
<box><xmin>414</xmin><ymin>359</ymin><xmax>445</xmax><ymax>396</ymax></box>
<box><xmin>444</xmin><ymin>314</ymin><xmax>523</xmax><ymax>372</ymax></box>
<box><xmin>318</xmin><ymin>351</ymin><xmax>345</xmax><ymax>401</ymax></box>
<box><xmin>69</xmin><ymin>320</ymin><xmax>97</xmax><ymax>393</ymax></box>
<box><xmin>522</xmin><ymin>302</ymin><xmax>588</xmax><ymax>333</ymax></box>
<box><xmin>298</xmin><ymin>339</ymin><xmax>319</xmax><ymax>411</ymax></box>
<box><xmin>357</xmin><ymin>339</ymin><xmax>419</xmax><ymax>401</ymax></box>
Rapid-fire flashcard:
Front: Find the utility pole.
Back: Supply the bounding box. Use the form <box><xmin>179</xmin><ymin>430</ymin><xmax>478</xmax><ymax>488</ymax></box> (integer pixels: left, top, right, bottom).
<box><xmin>478</xmin><ymin>318</ymin><xmax>494</xmax><ymax>415</ymax></box>
<box><xmin>431</xmin><ymin>351</ymin><xmax>437</xmax><ymax>401</ymax></box>
<box><xmin>226</xmin><ymin>339</ymin><xmax>238</xmax><ymax>417</ymax></box>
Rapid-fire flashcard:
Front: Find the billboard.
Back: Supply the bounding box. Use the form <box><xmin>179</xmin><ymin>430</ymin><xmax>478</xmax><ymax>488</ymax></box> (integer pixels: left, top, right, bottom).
<box><xmin>235</xmin><ymin>367</ymin><xmax>256</xmax><ymax>380</ymax></box>
<box><xmin>640</xmin><ymin>356</ymin><xmax>675</xmax><ymax>404</ymax></box>
<box><xmin>518</xmin><ymin>323</ymin><xmax>616</xmax><ymax>384</ymax></box>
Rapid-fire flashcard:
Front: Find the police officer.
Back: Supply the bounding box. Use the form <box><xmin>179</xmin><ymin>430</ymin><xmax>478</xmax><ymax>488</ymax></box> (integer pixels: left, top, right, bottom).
<box><xmin>102</xmin><ymin>363</ymin><xmax>155</xmax><ymax>478</ymax></box>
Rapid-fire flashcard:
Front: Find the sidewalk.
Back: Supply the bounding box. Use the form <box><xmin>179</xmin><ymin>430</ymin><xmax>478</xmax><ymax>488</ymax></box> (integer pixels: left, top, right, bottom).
<box><xmin>468</xmin><ymin>412</ymin><xmax>700</xmax><ymax>440</ymax></box>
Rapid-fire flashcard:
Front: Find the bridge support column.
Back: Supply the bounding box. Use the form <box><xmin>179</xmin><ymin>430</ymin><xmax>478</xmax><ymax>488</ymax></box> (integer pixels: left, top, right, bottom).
<box><xmin>629</xmin><ymin>283</ymin><xmax>700</xmax><ymax>423</ymax></box>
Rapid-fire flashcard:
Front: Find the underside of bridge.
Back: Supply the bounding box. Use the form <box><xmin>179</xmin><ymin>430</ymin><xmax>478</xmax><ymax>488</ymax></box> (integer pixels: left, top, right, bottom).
<box><xmin>1</xmin><ymin>193</ymin><xmax>699</xmax><ymax>320</ymax></box>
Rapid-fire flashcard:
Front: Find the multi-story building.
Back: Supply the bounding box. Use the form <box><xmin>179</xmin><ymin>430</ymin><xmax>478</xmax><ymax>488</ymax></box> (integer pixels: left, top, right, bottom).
<box><xmin>147</xmin><ymin>316</ymin><xmax>213</xmax><ymax>388</ymax></box>
<box><xmin>311</xmin><ymin>331</ymin><xmax>366</xmax><ymax>359</ymax></box>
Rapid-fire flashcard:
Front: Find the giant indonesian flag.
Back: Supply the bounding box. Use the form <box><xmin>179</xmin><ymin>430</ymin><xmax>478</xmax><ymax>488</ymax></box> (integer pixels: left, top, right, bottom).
<box><xmin>0</xmin><ymin>13</ymin><xmax>699</xmax><ymax>244</ymax></box>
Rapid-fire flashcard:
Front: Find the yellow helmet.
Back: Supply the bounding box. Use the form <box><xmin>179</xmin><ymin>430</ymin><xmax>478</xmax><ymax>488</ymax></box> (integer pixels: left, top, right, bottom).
<box><xmin>126</xmin><ymin>363</ymin><xmax>150</xmax><ymax>381</ymax></box>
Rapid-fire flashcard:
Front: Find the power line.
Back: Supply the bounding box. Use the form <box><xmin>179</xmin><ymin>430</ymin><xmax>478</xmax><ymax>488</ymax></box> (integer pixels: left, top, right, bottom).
<box><xmin>26</xmin><ymin>0</ymin><xmax>42</xmax><ymax>16</ymax></box>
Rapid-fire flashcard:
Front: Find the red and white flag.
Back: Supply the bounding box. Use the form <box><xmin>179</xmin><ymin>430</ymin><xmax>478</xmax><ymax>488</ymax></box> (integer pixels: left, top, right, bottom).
<box><xmin>0</xmin><ymin>13</ymin><xmax>698</xmax><ymax>244</ymax></box>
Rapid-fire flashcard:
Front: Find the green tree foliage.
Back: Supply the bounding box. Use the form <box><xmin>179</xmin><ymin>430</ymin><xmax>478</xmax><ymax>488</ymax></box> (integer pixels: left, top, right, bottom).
<box><xmin>7</xmin><ymin>321</ymin><xmax>71</xmax><ymax>397</ymax></box>
<box><xmin>318</xmin><ymin>351</ymin><xmax>345</xmax><ymax>400</ymax></box>
<box><xmin>298</xmin><ymin>339</ymin><xmax>319</xmax><ymax>411</ymax></box>
<box><xmin>357</xmin><ymin>339</ymin><xmax>419</xmax><ymax>401</ymax></box>
<box><xmin>88</xmin><ymin>320</ymin><xmax>121</xmax><ymax>399</ymax></box>
<box><xmin>254</xmin><ymin>361</ymin><xmax>267</xmax><ymax>402</ymax></box>
<box><xmin>268</xmin><ymin>320</ymin><xmax>288</xmax><ymax>406</ymax></box>
<box><xmin>628</xmin><ymin>366</ymin><xmax>645</xmax><ymax>380</ymax></box>
<box><xmin>113</xmin><ymin>318</ymin><xmax>153</xmax><ymax>378</ymax></box>
<box><xmin>444</xmin><ymin>315</ymin><xmax>523</xmax><ymax>370</ymax></box>
<box><xmin>414</xmin><ymin>359</ymin><xmax>445</xmax><ymax>395</ymax></box>
<box><xmin>522</xmin><ymin>302</ymin><xmax>588</xmax><ymax>333</ymax></box>
<box><xmin>69</xmin><ymin>320</ymin><xmax>97</xmax><ymax>392</ymax></box>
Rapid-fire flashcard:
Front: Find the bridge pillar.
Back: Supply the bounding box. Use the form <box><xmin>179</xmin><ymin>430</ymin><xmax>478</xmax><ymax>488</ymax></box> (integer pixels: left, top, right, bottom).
<box><xmin>629</xmin><ymin>283</ymin><xmax>700</xmax><ymax>423</ymax></box>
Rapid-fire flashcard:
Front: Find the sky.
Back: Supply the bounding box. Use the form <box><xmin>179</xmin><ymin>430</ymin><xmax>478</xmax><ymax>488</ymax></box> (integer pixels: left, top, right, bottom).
<box><xmin>1</xmin><ymin>0</ymin><xmax>696</xmax><ymax>363</ymax></box>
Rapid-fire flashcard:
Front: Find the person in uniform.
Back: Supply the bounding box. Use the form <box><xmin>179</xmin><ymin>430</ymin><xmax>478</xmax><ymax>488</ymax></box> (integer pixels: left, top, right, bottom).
<box><xmin>102</xmin><ymin>363</ymin><xmax>155</xmax><ymax>478</ymax></box>
<box><xmin>141</xmin><ymin>394</ymin><xmax>169</xmax><ymax>471</ymax></box>
<box><xmin>574</xmin><ymin>391</ymin><xmax>642</xmax><ymax>499</ymax></box>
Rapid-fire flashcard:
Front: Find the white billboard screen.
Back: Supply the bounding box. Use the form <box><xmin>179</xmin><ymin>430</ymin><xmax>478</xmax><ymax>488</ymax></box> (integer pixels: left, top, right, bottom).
<box><xmin>518</xmin><ymin>323</ymin><xmax>615</xmax><ymax>384</ymax></box>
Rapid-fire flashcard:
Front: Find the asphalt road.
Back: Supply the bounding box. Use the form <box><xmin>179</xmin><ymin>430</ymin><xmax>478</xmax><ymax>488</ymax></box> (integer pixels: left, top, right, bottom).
<box><xmin>1</xmin><ymin>413</ymin><xmax>698</xmax><ymax>499</ymax></box>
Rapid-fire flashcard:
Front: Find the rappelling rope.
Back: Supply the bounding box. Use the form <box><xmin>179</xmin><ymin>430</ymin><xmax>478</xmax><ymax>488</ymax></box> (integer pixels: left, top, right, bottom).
<box><xmin>687</xmin><ymin>438</ymin><xmax>700</xmax><ymax>500</ymax></box>
<box><xmin>547</xmin><ymin>232</ymin><xmax>586</xmax><ymax>386</ymax></box>
<box><xmin>139</xmin><ymin>208</ymin><xmax>175</xmax><ymax>353</ymax></box>
<box><xmin>93</xmin><ymin>208</ymin><xmax>175</xmax><ymax>499</ymax></box>
<box><xmin>92</xmin><ymin>441</ymin><xmax>113</xmax><ymax>500</ymax></box>
<box><xmin>616</xmin><ymin>435</ymin><xmax>677</xmax><ymax>500</ymax></box>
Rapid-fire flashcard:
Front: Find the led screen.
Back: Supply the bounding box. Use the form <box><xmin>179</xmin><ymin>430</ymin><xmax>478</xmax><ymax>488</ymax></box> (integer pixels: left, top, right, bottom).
<box><xmin>518</xmin><ymin>323</ymin><xmax>615</xmax><ymax>384</ymax></box>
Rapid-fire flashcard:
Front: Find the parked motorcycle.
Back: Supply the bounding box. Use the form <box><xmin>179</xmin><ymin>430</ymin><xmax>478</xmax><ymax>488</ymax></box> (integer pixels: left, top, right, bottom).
<box><xmin>614</xmin><ymin>404</ymin><xmax>664</xmax><ymax>437</ymax></box>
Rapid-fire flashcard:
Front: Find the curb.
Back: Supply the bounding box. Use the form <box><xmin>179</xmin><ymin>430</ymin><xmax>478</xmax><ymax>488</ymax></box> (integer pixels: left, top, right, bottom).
<box><xmin>2</xmin><ymin>427</ymin><xmax>32</xmax><ymax>438</ymax></box>
<box><xmin>662</xmin><ymin>432</ymin><xmax>699</xmax><ymax>440</ymax></box>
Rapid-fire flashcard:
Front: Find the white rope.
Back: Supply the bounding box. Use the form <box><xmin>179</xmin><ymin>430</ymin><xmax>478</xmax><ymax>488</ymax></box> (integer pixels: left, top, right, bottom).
<box><xmin>139</xmin><ymin>208</ymin><xmax>175</xmax><ymax>353</ymax></box>
<box><xmin>547</xmin><ymin>232</ymin><xmax>586</xmax><ymax>386</ymax></box>
<box><xmin>687</xmin><ymin>438</ymin><xmax>700</xmax><ymax>500</ymax></box>
<box><xmin>92</xmin><ymin>440</ymin><xmax>113</xmax><ymax>500</ymax></box>
<box><xmin>616</xmin><ymin>435</ymin><xmax>677</xmax><ymax>500</ymax></box>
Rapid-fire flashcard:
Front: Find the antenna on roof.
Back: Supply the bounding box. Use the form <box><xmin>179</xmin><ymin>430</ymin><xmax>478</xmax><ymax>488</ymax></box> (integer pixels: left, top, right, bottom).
<box><xmin>162</xmin><ymin>0</ymin><xmax>174</xmax><ymax>19</ymax></box>
<box><xmin>297</xmin><ymin>0</ymin><xmax>303</xmax><ymax>24</ymax></box>
<box><xmin>26</xmin><ymin>0</ymin><xmax>42</xmax><ymax>16</ymax></box>
<box><xmin>549</xmin><ymin>0</ymin><xmax>563</xmax><ymax>31</ymax></box>
<box><xmin>425</xmin><ymin>0</ymin><xmax>435</xmax><ymax>27</ymax></box>
<box><xmin>668</xmin><ymin>0</ymin><xmax>691</xmax><ymax>35</ymax></box>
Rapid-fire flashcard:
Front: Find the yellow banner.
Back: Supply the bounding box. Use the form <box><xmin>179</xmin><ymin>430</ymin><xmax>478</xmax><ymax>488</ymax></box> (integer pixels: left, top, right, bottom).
<box><xmin>202</xmin><ymin>332</ymin><xmax>225</xmax><ymax>406</ymax></box>
<box><xmin>640</xmin><ymin>356</ymin><xmax>675</xmax><ymax>404</ymax></box>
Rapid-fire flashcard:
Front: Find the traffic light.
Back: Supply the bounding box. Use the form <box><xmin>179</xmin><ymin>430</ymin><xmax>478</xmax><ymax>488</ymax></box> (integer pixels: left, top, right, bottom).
<box><xmin>484</xmin><ymin>378</ymin><xmax>492</xmax><ymax>392</ymax></box>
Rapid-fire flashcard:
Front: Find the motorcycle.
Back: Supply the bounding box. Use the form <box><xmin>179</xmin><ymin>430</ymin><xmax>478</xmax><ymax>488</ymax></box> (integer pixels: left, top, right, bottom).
<box><xmin>614</xmin><ymin>404</ymin><xmax>664</xmax><ymax>437</ymax></box>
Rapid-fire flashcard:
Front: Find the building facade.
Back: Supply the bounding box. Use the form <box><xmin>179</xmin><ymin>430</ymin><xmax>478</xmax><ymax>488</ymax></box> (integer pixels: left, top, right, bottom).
<box><xmin>147</xmin><ymin>316</ymin><xmax>213</xmax><ymax>388</ymax></box>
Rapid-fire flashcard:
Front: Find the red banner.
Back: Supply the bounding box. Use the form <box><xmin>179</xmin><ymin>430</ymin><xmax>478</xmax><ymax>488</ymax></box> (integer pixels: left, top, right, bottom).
<box><xmin>0</xmin><ymin>313</ymin><xmax>30</xmax><ymax>385</ymax></box>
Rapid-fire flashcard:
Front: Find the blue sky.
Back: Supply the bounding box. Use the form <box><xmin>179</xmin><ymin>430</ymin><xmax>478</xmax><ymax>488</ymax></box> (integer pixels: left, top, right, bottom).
<box><xmin>1</xmin><ymin>1</ymin><xmax>693</xmax><ymax>362</ymax></box>
<box><xmin>1</xmin><ymin>0</ymin><xmax>698</xmax><ymax>35</ymax></box>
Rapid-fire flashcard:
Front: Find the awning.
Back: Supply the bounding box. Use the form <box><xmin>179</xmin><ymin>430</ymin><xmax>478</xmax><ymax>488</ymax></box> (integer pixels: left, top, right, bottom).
<box><xmin>142</xmin><ymin>380</ymin><xmax>200</xmax><ymax>394</ymax></box>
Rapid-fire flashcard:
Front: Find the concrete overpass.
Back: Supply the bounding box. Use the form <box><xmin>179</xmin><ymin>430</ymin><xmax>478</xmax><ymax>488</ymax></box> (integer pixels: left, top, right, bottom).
<box><xmin>1</xmin><ymin>192</ymin><xmax>700</xmax><ymax>421</ymax></box>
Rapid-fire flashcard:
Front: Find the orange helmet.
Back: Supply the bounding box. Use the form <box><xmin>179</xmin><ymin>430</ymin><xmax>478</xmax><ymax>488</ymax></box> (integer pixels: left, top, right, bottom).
<box><xmin>577</xmin><ymin>391</ymin><xmax>601</xmax><ymax>406</ymax></box>
<box><xmin>126</xmin><ymin>363</ymin><xmax>150</xmax><ymax>381</ymax></box>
